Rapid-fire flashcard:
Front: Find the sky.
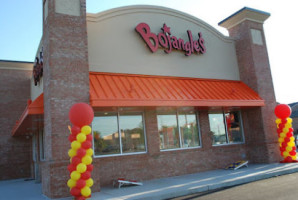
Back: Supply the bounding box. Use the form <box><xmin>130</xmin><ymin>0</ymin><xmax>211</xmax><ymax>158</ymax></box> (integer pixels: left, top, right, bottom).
<box><xmin>0</xmin><ymin>0</ymin><xmax>297</xmax><ymax>104</ymax></box>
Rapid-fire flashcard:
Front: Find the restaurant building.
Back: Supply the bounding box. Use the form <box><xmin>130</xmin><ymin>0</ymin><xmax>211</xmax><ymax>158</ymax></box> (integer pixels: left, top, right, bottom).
<box><xmin>0</xmin><ymin>0</ymin><xmax>280</xmax><ymax>198</ymax></box>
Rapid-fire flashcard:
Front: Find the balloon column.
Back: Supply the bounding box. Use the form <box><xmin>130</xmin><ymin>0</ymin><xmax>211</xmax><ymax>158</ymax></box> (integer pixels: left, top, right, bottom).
<box><xmin>67</xmin><ymin>103</ymin><xmax>95</xmax><ymax>199</ymax></box>
<box><xmin>274</xmin><ymin>104</ymin><xmax>297</xmax><ymax>163</ymax></box>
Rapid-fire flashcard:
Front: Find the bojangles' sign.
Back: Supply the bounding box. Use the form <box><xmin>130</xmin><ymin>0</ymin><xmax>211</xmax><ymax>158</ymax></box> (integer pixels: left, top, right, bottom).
<box><xmin>135</xmin><ymin>23</ymin><xmax>206</xmax><ymax>56</ymax></box>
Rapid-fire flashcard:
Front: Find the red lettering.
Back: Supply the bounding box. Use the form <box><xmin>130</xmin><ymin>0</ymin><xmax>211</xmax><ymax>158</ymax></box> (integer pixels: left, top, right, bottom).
<box><xmin>135</xmin><ymin>23</ymin><xmax>158</xmax><ymax>52</ymax></box>
<box><xmin>135</xmin><ymin>23</ymin><xmax>206</xmax><ymax>56</ymax></box>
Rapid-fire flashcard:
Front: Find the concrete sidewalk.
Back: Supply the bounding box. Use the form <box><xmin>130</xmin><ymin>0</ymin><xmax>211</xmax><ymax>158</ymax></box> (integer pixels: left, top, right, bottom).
<box><xmin>1</xmin><ymin>163</ymin><xmax>298</xmax><ymax>200</ymax></box>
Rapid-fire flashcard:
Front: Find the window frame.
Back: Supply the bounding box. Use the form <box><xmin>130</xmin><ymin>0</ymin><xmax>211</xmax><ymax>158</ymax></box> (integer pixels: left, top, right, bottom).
<box><xmin>158</xmin><ymin>110</ymin><xmax>202</xmax><ymax>152</ymax></box>
<box><xmin>92</xmin><ymin>111</ymin><xmax>147</xmax><ymax>158</ymax></box>
<box><xmin>209</xmin><ymin>110</ymin><xmax>245</xmax><ymax>146</ymax></box>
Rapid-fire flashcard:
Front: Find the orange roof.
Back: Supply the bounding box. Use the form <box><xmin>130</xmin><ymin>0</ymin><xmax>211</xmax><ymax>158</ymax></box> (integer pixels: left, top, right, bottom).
<box><xmin>89</xmin><ymin>72</ymin><xmax>264</xmax><ymax>107</ymax></box>
<box><xmin>12</xmin><ymin>94</ymin><xmax>44</xmax><ymax>136</ymax></box>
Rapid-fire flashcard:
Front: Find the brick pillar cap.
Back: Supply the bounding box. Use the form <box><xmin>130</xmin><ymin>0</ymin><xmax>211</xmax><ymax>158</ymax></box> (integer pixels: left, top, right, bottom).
<box><xmin>218</xmin><ymin>7</ymin><xmax>270</xmax><ymax>29</ymax></box>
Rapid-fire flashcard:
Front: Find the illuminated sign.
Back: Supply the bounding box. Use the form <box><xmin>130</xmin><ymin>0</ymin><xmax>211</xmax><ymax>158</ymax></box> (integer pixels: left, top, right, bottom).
<box><xmin>135</xmin><ymin>23</ymin><xmax>206</xmax><ymax>56</ymax></box>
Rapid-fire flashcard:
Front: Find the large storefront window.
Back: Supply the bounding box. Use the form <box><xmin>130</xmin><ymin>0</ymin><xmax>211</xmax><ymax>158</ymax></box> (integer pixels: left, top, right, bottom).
<box><xmin>158</xmin><ymin>110</ymin><xmax>200</xmax><ymax>150</ymax></box>
<box><xmin>92</xmin><ymin>112</ymin><xmax>146</xmax><ymax>156</ymax></box>
<box><xmin>208</xmin><ymin>111</ymin><xmax>244</xmax><ymax>145</ymax></box>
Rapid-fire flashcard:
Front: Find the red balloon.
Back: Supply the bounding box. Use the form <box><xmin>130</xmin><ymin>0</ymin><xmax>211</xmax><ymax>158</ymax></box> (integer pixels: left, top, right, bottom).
<box><xmin>290</xmin><ymin>150</ymin><xmax>296</xmax><ymax>156</ymax></box>
<box><xmin>81</xmin><ymin>141</ymin><xmax>92</xmax><ymax>149</ymax></box>
<box><xmin>76</xmin><ymin>179</ymin><xmax>86</xmax><ymax>189</ymax></box>
<box><xmin>81</xmin><ymin>171</ymin><xmax>91</xmax><ymax>180</ymax></box>
<box><xmin>69</xmin><ymin>103</ymin><xmax>94</xmax><ymax>127</ymax></box>
<box><xmin>285</xmin><ymin>156</ymin><xmax>293</xmax><ymax>162</ymax></box>
<box><xmin>72</xmin><ymin>156</ymin><xmax>81</xmax><ymax>166</ymax></box>
<box><xmin>86</xmin><ymin>134</ymin><xmax>93</xmax><ymax>142</ymax></box>
<box><xmin>86</xmin><ymin>164</ymin><xmax>94</xmax><ymax>172</ymax></box>
<box><xmin>293</xmin><ymin>146</ymin><xmax>297</xmax><ymax>151</ymax></box>
<box><xmin>284</xmin><ymin>137</ymin><xmax>290</xmax><ymax>143</ymax></box>
<box><xmin>68</xmin><ymin>134</ymin><xmax>76</xmax><ymax>142</ymax></box>
<box><xmin>77</xmin><ymin>148</ymin><xmax>86</xmax><ymax>158</ymax></box>
<box><xmin>289</xmin><ymin>128</ymin><xmax>294</xmax><ymax>132</ymax></box>
<box><xmin>274</xmin><ymin>104</ymin><xmax>291</xmax><ymax>119</ymax></box>
<box><xmin>280</xmin><ymin>147</ymin><xmax>286</xmax><ymax>152</ymax></box>
<box><xmin>76</xmin><ymin>196</ymin><xmax>86</xmax><ymax>200</ymax></box>
<box><xmin>70</xmin><ymin>187</ymin><xmax>81</xmax><ymax>197</ymax></box>
<box><xmin>278</xmin><ymin>123</ymin><xmax>285</xmax><ymax>129</ymax></box>
<box><xmin>282</xmin><ymin>142</ymin><xmax>287</xmax><ymax>148</ymax></box>
<box><xmin>277</xmin><ymin>128</ymin><xmax>282</xmax><ymax>134</ymax></box>
<box><xmin>286</xmin><ymin>132</ymin><xmax>293</xmax><ymax>137</ymax></box>
<box><xmin>71</xmin><ymin>126</ymin><xmax>81</xmax><ymax>136</ymax></box>
<box><xmin>67</xmin><ymin>164</ymin><xmax>76</xmax><ymax>173</ymax></box>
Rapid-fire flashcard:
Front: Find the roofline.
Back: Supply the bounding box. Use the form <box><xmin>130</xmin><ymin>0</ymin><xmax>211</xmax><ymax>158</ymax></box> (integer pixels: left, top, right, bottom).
<box><xmin>0</xmin><ymin>59</ymin><xmax>34</xmax><ymax>64</ymax></box>
<box><xmin>218</xmin><ymin>7</ymin><xmax>270</xmax><ymax>26</ymax></box>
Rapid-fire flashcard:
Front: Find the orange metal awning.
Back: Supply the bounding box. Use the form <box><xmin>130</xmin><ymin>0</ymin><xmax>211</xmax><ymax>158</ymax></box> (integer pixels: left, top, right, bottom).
<box><xmin>12</xmin><ymin>93</ymin><xmax>44</xmax><ymax>136</ymax></box>
<box><xmin>89</xmin><ymin>72</ymin><xmax>264</xmax><ymax>107</ymax></box>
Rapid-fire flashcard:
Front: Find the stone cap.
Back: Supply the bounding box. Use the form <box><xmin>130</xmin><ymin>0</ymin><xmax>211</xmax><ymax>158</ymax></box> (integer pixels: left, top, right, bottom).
<box><xmin>218</xmin><ymin>7</ymin><xmax>270</xmax><ymax>29</ymax></box>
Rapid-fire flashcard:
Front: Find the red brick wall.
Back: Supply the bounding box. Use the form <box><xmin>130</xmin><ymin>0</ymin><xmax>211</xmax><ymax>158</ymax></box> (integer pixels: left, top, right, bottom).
<box><xmin>0</xmin><ymin>67</ymin><xmax>32</xmax><ymax>180</ymax></box>
<box><xmin>41</xmin><ymin>0</ymin><xmax>90</xmax><ymax>198</ymax></box>
<box><xmin>94</xmin><ymin>109</ymin><xmax>247</xmax><ymax>188</ymax></box>
<box><xmin>228</xmin><ymin>21</ymin><xmax>280</xmax><ymax>163</ymax></box>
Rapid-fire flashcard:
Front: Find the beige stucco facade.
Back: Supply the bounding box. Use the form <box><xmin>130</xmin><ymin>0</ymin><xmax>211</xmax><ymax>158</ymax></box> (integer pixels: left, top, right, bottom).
<box><xmin>87</xmin><ymin>6</ymin><xmax>240</xmax><ymax>80</ymax></box>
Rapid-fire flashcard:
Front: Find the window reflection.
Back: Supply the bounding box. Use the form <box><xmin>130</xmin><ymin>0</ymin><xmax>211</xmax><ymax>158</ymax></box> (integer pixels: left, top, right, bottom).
<box><xmin>225</xmin><ymin>111</ymin><xmax>243</xmax><ymax>143</ymax></box>
<box><xmin>157</xmin><ymin>114</ymin><xmax>180</xmax><ymax>149</ymax></box>
<box><xmin>179</xmin><ymin>113</ymin><xmax>200</xmax><ymax>147</ymax></box>
<box><xmin>93</xmin><ymin>113</ymin><xmax>120</xmax><ymax>155</ymax></box>
<box><xmin>120</xmin><ymin>113</ymin><xmax>145</xmax><ymax>153</ymax></box>
<box><xmin>208</xmin><ymin>113</ymin><xmax>227</xmax><ymax>145</ymax></box>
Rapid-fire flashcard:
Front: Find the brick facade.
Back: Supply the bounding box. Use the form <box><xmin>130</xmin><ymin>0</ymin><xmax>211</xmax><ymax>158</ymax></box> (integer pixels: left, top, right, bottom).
<box><xmin>227</xmin><ymin>21</ymin><xmax>280</xmax><ymax>163</ymax></box>
<box><xmin>41</xmin><ymin>0</ymin><xmax>90</xmax><ymax>198</ymax></box>
<box><xmin>0</xmin><ymin>65</ymin><xmax>32</xmax><ymax>180</ymax></box>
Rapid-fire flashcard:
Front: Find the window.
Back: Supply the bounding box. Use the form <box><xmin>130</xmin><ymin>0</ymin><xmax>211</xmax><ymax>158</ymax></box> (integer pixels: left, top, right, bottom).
<box><xmin>92</xmin><ymin>111</ymin><xmax>146</xmax><ymax>156</ymax></box>
<box><xmin>157</xmin><ymin>110</ymin><xmax>200</xmax><ymax>150</ymax></box>
<box><xmin>208</xmin><ymin>111</ymin><xmax>244</xmax><ymax>145</ymax></box>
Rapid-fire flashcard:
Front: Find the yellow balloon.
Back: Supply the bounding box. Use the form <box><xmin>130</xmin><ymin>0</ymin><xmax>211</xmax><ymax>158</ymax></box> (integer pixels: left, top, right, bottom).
<box><xmin>86</xmin><ymin>178</ymin><xmax>94</xmax><ymax>187</ymax></box>
<box><xmin>278</xmin><ymin>138</ymin><xmax>284</xmax><ymax>143</ymax></box>
<box><xmin>290</xmin><ymin>137</ymin><xmax>295</xmax><ymax>142</ymax></box>
<box><xmin>71</xmin><ymin>141</ymin><xmax>81</xmax><ymax>150</ymax></box>
<box><xmin>285</xmin><ymin>123</ymin><xmax>292</xmax><ymax>129</ymax></box>
<box><xmin>68</xmin><ymin>149</ymin><xmax>77</xmax><ymax>158</ymax></box>
<box><xmin>82</xmin><ymin>155</ymin><xmax>92</xmax><ymax>165</ymax></box>
<box><xmin>86</xmin><ymin>149</ymin><xmax>93</xmax><ymax>156</ymax></box>
<box><xmin>288</xmin><ymin>141</ymin><xmax>295</xmax><ymax>147</ymax></box>
<box><xmin>71</xmin><ymin>171</ymin><xmax>81</xmax><ymax>181</ymax></box>
<box><xmin>279</xmin><ymin>143</ymin><xmax>282</xmax><ymax>147</ymax></box>
<box><xmin>81</xmin><ymin>126</ymin><xmax>92</xmax><ymax>135</ymax></box>
<box><xmin>283</xmin><ymin>151</ymin><xmax>289</xmax><ymax>158</ymax></box>
<box><xmin>77</xmin><ymin>133</ymin><xmax>87</xmax><ymax>143</ymax></box>
<box><xmin>291</xmin><ymin>155</ymin><xmax>297</xmax><ymax>160</ymax></box>
<box><xmin>286</xmin><ymin>146</ymin><xmax>292</xmax><ymax>152</ymax></box>
<box><xmin>77</xmin><ymin>163</ymin><xmax>87</xmax><ymax>173</ymax></box>
<box><xmin>282</xmin><ymin>128</ymin><xmax>289</xmax><ymax>133</ymax></box>
<box><xmin>280</xmin><ymin>133</ymin><xmax>286</xmax><ymax>138</ymax></box>
<box><xmin>81</xmin><ymin>186</ymin><xmax>91</xmax><ymax>197</ymax></box>
<box><xmin>275</xmin><ymin>118</ymin><xmax>281</xmax><ymax>124</ymax></box>
<box><xmin>287</xmin><ymin>118</ymin><xmax>293</xmax><ymax>123</ymax></box>
<box><xmin>67</xmin><ymin>179</ymin><xmax>76</xmax><ymax>188</ymax></box>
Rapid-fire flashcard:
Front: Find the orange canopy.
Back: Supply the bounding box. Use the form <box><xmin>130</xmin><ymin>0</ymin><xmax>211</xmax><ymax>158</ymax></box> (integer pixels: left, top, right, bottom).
<box><xmin>12</xmin><ymin>93</ymin><xmax>44</xmax><ymax>136</ymax></box>
<box><xmin>90</xmin><ymin>72</ymin><xmax>264</xmax><ymax>107</ymax></box>
<box><xmin>12</xmin><ymin>72</ymin><xmax>264</xmax><ymax>136</ymax></box>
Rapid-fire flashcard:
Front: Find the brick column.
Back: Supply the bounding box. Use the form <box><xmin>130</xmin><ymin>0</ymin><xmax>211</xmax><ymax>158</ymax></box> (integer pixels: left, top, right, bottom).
<box><xmin>219</xmin><ymin>7</ymin><xmax>280</xmax><ymax>163</ymax></box>
<box><xmin>42</xmin><ymin>0</ymin><xmax>90</xmax><ymax>198</ymax></box>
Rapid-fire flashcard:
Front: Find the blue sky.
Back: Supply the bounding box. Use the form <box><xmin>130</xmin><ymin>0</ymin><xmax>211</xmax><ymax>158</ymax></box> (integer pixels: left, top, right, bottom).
<box><xmin>1</xmin><ymin>0</ymin><xmax>297</xmax><ymax>104</ymax></box>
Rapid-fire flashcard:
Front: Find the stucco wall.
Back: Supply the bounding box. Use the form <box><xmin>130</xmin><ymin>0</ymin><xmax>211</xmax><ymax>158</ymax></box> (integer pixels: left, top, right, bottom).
<box><xmin>87</xmin><ymin>6</ymin><xmax>240</xmax><ymax>80</ymax></box>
